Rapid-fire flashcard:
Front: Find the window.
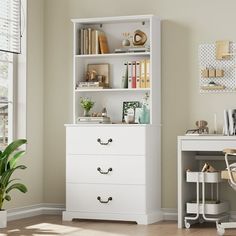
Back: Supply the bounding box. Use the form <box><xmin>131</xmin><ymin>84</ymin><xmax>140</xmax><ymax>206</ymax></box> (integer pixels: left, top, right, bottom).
<box><xmin>0</xmin><ymin>51</ymin><xmax>14</xmax><ymax>146</ymax></box>
<box><xmin>0</xmin><ymin>0</ymin><xmax>21</xmax><ymax>54</ymax></box>
<box><xmin>0</xmin><ymin>0</ymin><xmax>26</xmax><ymax>147</ymax></box>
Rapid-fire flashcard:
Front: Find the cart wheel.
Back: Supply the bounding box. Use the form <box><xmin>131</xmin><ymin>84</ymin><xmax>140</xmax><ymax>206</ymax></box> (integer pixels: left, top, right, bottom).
<box><xmin>217</xmin><ymin>227</ymin><xmax>225</xmax><ymax>236</ymax></box>
<box><xmin>185</xmin><ymin>221</ymin><xmax>191</xmax><ymax>229</ymax></box>
<box><xmin>199</xmin><ymin>218</ymin><xmax>204</xmax><ymax>224</ymax></box>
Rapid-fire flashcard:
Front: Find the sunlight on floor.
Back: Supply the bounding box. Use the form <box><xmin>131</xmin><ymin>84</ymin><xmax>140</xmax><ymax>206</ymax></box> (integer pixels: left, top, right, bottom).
<box><xmin>24</xmin><ymin>223</ymin><xmax>129</xmax><ymax>236</ymax></box>
<box><xmin>26</xmin><ymin>223</ymin><xmax>81</xmax><ymax>235</ymax></box>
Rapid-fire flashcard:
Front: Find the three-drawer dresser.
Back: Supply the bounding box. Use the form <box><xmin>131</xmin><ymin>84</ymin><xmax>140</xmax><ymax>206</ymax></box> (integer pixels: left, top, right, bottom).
<box><xmin>63</xmin><ymin>124</ymin><xmax>162</xmax><ymax>224</ymax></box>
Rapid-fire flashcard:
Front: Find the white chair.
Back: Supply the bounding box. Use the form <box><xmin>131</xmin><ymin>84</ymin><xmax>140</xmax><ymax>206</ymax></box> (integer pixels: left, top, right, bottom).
<box><xmin>217</xmin><ymin>148</ymin><xmax>236</xmax><ymax>235</ymax></box>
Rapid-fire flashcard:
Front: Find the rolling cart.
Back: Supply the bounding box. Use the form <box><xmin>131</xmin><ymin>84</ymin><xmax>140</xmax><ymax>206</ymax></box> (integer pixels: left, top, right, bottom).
<box><xmin>184</xmin><ymin>171</ymin><xmax>229</xmax><ymax>229</ymax></box>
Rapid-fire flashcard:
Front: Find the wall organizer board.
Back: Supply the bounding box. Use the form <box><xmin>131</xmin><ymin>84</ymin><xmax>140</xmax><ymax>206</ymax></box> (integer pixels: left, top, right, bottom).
<box><xmin>199</xmin><ymin>43</ymin><xmax>236</xmax><ymax>93</ymax></box>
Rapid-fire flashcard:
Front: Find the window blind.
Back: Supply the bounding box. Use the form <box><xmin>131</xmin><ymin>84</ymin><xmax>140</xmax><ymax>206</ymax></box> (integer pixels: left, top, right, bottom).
<box><xmin>0</xmin><ymin>0</ymin><xmax>21</xmax><ymax>54</ymax></box>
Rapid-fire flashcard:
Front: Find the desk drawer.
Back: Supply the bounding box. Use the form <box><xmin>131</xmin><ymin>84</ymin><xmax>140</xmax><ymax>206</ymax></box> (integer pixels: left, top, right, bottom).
<box><xmin>66</xmin><ymin>155</ymin><xmax>145</xmax><ymax>184</ymax></box>
<box><xmin>66</xmin><ymin>183</ymin><xmax>145</xmax><ymax>214</ymax></box>
<box><xmin>181</xmin><ymin>140</ymin><xmax>236</xmax><ymax>151</ymax></box>
<box><xmin>66</xmin><ymin>126</ymin><xmax>146</xmax><ymax>155</ymax></box>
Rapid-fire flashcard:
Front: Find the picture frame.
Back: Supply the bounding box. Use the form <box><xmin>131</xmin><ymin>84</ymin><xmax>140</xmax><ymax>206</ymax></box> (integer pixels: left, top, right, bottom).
<box><xmin>87</xmin><ymin>63</ymin><xmax>110</xmax><ymax>87</ymax></box>
<box><xmin>122</xmin><ymin>101</ymin><xmax>140</xmax><ymax>122</ymax></box>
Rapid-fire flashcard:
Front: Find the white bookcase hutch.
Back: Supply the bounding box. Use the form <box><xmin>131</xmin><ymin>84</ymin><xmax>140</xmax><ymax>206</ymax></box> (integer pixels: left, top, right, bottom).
<box><xmin>63</xmin><ymin>15</ymin><xmax>162</xmax><ymax>224</ymax></box>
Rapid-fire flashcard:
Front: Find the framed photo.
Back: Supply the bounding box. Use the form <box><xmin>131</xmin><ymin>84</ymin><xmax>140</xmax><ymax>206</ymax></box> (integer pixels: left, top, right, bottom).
<box><xmin>87</xmin><ymin>63</ymin><xmax>110</xmax><ymax>87</ymax></box>
<box><xmin>122</xmin><ymin>101</ymin><xmax>140</xmax><ymax>122</ymax></box>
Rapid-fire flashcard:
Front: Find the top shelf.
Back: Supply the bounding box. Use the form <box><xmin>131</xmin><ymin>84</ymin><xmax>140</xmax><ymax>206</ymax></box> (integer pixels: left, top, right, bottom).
<box><xmin>75</xmin><ymin>52</ymin><xmax>150</xmax><ymax>59</ymax></box>
<box><xmin>71</xmin><ymin>15</ymin><xmax>158</xmax><ymax>24</ymax></box>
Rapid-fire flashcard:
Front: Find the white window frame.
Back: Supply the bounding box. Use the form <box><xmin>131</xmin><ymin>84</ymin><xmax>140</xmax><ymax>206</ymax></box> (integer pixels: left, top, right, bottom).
<box><xmin>14</xmin><ymin>0</ymin><xmax>27</xmax><ymax>141</ymax></box>
<box><xmin>0</xmin><ymin>0</ymin><xmax>27</xmax><ymax>145</ymax></box>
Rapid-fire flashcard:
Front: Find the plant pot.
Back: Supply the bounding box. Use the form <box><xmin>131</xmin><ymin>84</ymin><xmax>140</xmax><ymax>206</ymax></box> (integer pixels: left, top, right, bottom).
<box><xmin>83</xmin><ymin>109</ymin><xmax>90</xmax><ymax>117</ymax></box>
<box><xmin>0</xmin><ymin>210</ymin><xmax>7</xmax><ymax>228</ymax></box>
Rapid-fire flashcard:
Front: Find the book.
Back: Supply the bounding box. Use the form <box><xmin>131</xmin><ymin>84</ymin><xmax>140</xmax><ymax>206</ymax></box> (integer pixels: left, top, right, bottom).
<box><xmin>128</xmin><ymin>62</ymin><xmax>132</xmax><ymax>89</ymax></box>
<box><xmin>79</xmin><ymin>81</ymin><xmax>103</xmax><ymax>86</ymax></box>
<box><xmin>79</xmin><ymin>28</ymin><xmax>84</xmax><ymax>54</ymax></box>
<box><xmin>132</xmin><ymin>61</ymin><xmax>136</xmax><ymax>88</ymax></box>
<box><xmin>77</xmin><ymin>116</ymin><xmax>111</xmax><ymax>124</ymax></box>
<box><xmin>140</xmin><ymin>60</ymin><xmax>146</xmax><ymax>88</ymax></box>
<box><xmin>136</xmin><ymin>61</ymin><xmax>141</xmax><ymax>88</ymax></box>
<box><xmin>83</xmin><ymin>28</ymin><xmax>88</xmax><ymax>54</ymax></box>
<box><xmin>88</xmin><ymin>28</ymin><xmax>92</xmax><ymax>54</ymax></box>
<box><xmin>128</xmin><ymin>46</ymin><xmax>150</xmax><ymax>52</ymax></box>
<box><xmin>91</xmin><ymin>30</ymin><xmax>100</xmax><ymax>54</ymax></box>
<box><xmin>224</xmin><ymin>109</ymin><xmax>229</xmax><ymax>136</ymax></box>
<box><xmin>121</xmin><ymin>62</ymin><xmax>128</xmax><ymax>88</ymax></box>
<box><xmin>77</xmin><ymin>87</ymin><xmax>104</xmax><ymax>90</ymax></box>
<box><xmin>99</xmin><ymin>33</ymin><xmax>109</xmax><ymax>54</ymax></box>
<box><xmin>228</xmin><ymin>109</ymin><xmax>236</xmax><ymax>135</ymax></box>
<box><xmin>145</xmin><ymin>59</ymin><xmax>150</xmax><ymax>88</ymax></box>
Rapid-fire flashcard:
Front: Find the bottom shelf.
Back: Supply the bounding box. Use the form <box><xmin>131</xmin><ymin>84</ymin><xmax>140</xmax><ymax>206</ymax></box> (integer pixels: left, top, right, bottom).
<box><xmin>186</xmin><ymin>202</ymin><xmax>229</xmax><ymax>215</ymax></box>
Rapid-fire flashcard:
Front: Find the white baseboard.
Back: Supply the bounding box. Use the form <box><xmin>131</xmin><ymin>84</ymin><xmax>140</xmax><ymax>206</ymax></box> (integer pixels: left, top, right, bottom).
<box><xmin>7</xmin><ymin>205</ymin><xmax>176</xmax><ymax>222</ymax></box>
<box><xmin>7</xmin><ymin>203</ymin><xmax>65</xmax><ymax>221</ymax></box>
<box><xmin>161</xmin><ymin>208</ymin><xmax>177</xmax><ymax>221</ymax></box>
<box><xmin>7</xmin><ymin>206</ymin><xmax>236</xmax><ymax>223</ymax></box>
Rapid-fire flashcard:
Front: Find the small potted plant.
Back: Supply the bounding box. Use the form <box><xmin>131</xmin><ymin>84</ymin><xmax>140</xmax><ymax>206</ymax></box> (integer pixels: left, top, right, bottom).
<box><xmin>0</xmin><ymin>139</ymin><xmax>28</xmax><ymax>228</ymax></box>
<box><xmin>80</xmin><ymin>97</ymin><xmax>95</xmax><ymax>117</ymax></box>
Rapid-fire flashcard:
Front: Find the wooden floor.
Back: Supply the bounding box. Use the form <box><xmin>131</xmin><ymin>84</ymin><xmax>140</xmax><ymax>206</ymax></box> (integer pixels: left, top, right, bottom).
<box><xmin>1</xmin><ymin>215</ymin><xmax>236</xmax><ymax>235</ymax></box>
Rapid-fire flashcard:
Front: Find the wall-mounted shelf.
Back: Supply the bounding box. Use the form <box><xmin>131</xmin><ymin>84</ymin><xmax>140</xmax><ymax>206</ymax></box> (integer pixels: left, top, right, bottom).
<box><xmin>199</xmin><ymin>43</ymin><xmax>236</xmax><ymax>93</ymax></box>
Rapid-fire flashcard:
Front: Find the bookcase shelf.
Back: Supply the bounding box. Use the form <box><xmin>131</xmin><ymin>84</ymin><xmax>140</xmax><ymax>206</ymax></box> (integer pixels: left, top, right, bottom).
<box><xmin>75</xmin><ymin>52</ymin><xmax>150</xmax><ymax>58</ymax></box>
<box><xmin>75</xmin><ymin>88</ymin><xmax>151</xmax><ymax>93</ymax></box>
<box><xmin>71</xmin><ymin>15</ymin><xmax>160</xmax><ymax>125</ymax></box>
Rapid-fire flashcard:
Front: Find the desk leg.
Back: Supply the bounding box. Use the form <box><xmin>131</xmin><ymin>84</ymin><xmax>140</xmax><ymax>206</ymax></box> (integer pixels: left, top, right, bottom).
<box><xmin>178</xmin><ymin>147</ymin><xmax>198</xmax><ymax>228</ymax></box>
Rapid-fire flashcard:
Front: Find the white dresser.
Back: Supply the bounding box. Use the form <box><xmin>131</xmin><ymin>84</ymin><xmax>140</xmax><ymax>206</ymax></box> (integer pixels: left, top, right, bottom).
<box><xmin>63</xmin><ymin>124</ymin><xmax>162</xmax><ymax>224</ymax></box>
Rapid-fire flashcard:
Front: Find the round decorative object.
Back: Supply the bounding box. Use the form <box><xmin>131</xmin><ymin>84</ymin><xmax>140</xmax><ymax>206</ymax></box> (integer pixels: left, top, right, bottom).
<box><xmin>132</xmin><ymin>30</ymin><xmax>147</xmax><ymax>46</ymax></box>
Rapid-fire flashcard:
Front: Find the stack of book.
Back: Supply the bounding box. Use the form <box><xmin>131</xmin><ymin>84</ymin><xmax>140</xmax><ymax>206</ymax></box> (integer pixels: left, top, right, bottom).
<box><xmin>79</xmin><ymin>28</ymin><xmax>109</xmax><ymax>55</ymax></box>
<box><xmin>77</xmin><ymin>116</ymin><xmax>111</xmax><ymax>124</ymax></box>
<box><xmin>224</xmin><ymin>109</ymin><xmax>236</xmax><ymax>135</ymax></box>
<box><xmin>114</xmin><ymin>45</ymin><xmax>150</xmax><ymax>53</ymax></box>
<box><xmin>121</xmin><ymin>60</ymin><xmax>150</xmax><ymax>89</ymax></box>
<box><xmin>77</xmin><ymin>81</ymin><xmax>105</xmax><ymax>89</ymax></box>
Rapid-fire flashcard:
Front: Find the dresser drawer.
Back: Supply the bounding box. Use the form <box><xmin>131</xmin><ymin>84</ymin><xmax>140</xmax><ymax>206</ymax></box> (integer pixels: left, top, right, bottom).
<box><xmin>66</xmin><ymin>126</ymin><xmax>146</xmax><ymax>155</ymax></box>
<box><xmin>66</xmin><ymin>155</ymin><xmax>145</xmax><ymax>184</ymax></box>
<box><xmin>66</xmin><ymin>183</ymin><xmax>146</xmax><ymax>214</ymax></box>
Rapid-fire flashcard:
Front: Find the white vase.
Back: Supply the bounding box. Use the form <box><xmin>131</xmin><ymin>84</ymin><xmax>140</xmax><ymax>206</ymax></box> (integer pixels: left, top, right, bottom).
<box><xmin>0</xmin><ymin>210</ymin><xmax>7</xmax><ymax>228</ymax></box>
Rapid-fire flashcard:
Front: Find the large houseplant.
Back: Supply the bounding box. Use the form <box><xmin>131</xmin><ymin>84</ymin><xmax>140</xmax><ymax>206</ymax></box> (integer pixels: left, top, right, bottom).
<box><xmin>0</xmin><ymin>139</ymin><xmax>27</xmax><ymax>228</ymax></box>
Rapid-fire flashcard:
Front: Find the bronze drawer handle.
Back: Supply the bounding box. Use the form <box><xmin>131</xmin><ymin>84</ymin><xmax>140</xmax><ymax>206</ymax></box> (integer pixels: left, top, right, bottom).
<box><xmin>97</xmin><ymin>138</ymin><xmax>112</xmax><ymax>145</ymax></box>
<box><xmin>97</xmin><ymin>167</ymin><xmax>112</xmax><ymax>174</ymax></box>
<box><xmin>97</xmin><ymin>196</ymin><xmax>112</xmax><ymax>204</ymax></box>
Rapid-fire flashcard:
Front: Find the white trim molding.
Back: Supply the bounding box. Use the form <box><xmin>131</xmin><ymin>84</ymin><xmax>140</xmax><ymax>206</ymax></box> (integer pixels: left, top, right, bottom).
<box><xmin>162</xmin><ymin>208</ymin><xmax>178</xmax><ymax>221</ymax></box>
<box><xmin>8</xmin><ymin>206</ymin><xmax>236</xmax><ymax>223</ymax></box>
<box><xmin>7</xmin><ymin>203</ymin><xmax>65</xmax><ymax>221</ymax></box>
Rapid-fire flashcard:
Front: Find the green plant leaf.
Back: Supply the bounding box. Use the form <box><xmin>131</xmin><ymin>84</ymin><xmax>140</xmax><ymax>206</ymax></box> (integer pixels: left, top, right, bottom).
<box><xmin>6</xmin><ymin>183</ymin><xmax>27</xmax><ymax>194</ymax></box>
<box><xmin>4</xmin><ymin>195</ymin><xmax>11</xmax><ymax>201</ymax></box>
<box><xmin>2</xmin><ymin>139</ymin><xmax>26</xmax><ymax>158</ymax></box>
<box><xmin>0</xmin><ymin>156</ymin><xmax>7</xmax><ymax>176</ymax></box>
<box><xmin>9</xmin><ymin>150</ymin><xmax>25</xmax><ymax>169</ymax></box>
<box><xmin>0</xmin><ymin>165</ymin><xmax>27</xmax><ymax>189</ymax></box>
<box><xmin>0</xmin><ymin>139</ymin><xmax>26</xmax><ymax>175</ymax></box>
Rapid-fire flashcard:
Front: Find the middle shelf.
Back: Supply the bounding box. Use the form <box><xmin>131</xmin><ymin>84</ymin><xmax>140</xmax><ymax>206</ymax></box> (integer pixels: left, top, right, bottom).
<box><xmin>75</xmin><ymin>88</ymin><xmax>151</xmax><ymax>92</ymax></box>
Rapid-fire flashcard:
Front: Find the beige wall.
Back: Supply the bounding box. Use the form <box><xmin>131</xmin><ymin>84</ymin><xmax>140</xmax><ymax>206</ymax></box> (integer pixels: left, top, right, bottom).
<box><xmin>43</xmin><ymin>0</ymin><xmax>236</xmax><ymax>209</ymax></box>
<box><xmin>6</xmin><ymin>0</ymin><xmax>44</xmax><ymax>209</ymax></box>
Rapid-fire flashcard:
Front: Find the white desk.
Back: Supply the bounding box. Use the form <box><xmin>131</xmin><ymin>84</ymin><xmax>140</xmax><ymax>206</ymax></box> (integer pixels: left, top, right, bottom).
<box><xmin>178</xmin><ymin>135</ymin><xmax>236</xmax><ymax>228</ymax></box>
